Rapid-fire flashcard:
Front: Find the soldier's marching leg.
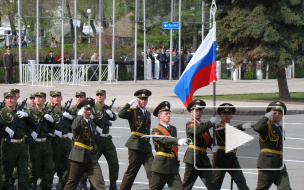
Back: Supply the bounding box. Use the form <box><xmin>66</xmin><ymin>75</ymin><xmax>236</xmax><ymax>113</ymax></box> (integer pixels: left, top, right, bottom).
<box><xmin>1</xmin><ymin>141</ymin><xmax>17</xmax><ymax>190</ymax></box>
<box><xmin>102</xmin><ymin>136</ymin><xmax>119</xmax><ymax>190</ymax></box>
<box><xmin>142</xmin><ymin>152</ymin><xmax>154</xmax><ymax>187</ymax></box>
<box><xmin>39</xmin><ymin>141</ymin><xmax>54</xmax><ymax>190</ymax></box>
<box><xmin>214</xmin><ymin>169</ymin><xmax>226</xmax><ymax>188</ymax></box>
<box><xmin>29</xmin><ymin>142</ymin><xmax>42</xmax><ymax>189</ymax></box>
<box><xmin>182</xmin><ymin>164</ymin><xmax>199</xmax><ymax>190</ymax></box>
<box><xmin>16</xmin><ymin>142</ymin><xmax>29</xmax><ymax>190</ymax></box>
<box><xmin>256</xmin><ymin>170</ymin><xmax>276</xmax><ymax>190</ymax></box>
<box><xmin>198</xmin><ymin>170</ymin><xmax>219</xmax><ymax>190</ymax></box>
<box><xmin>168</xmin><ymin>173</ymin><xmax>183</xmax><ymax>190</ymax></box>
<box><xmin>65</xmin><ymin>161</ymin><xmax>88</xmax><ymax>190</ymax></box>
<box><xmin>227</xmin><ymin>170</ymin><xmax>249</xmax><ymax>190</ymax></box>
<box><xmin>274</xmin><ymin>171</ymin><xmax>292</xmax><ymax>190</ymax></box>
<box><xmin>150</xmin><ymin>172</ymin><xmax>169</xmax><ymax>190</ymax></box>
<box><xmin>86</xmin><ymin>162</ymin><xmax>105</xmax><ymax>190</ymax></box>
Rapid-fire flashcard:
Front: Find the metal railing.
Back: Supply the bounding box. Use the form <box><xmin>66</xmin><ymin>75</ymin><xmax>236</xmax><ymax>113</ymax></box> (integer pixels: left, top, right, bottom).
<box><xmin>20</xmin><ymin>62</ymin><xmax>118</xmax><ymax>87</ymax></box>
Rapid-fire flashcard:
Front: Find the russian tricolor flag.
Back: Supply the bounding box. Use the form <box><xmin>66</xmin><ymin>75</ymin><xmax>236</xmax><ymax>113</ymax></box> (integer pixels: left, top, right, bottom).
<box><xmin>174</xmin><ymin>27</ymin><xmax>217</xmax><ymax>108</ymax></box>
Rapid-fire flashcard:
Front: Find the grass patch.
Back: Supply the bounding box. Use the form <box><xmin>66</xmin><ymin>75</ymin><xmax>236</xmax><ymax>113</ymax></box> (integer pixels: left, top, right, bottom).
<box><xmin>194</xmin><ymin>92</ymin><xmax>304</xmax><ymax>101</ymax></box>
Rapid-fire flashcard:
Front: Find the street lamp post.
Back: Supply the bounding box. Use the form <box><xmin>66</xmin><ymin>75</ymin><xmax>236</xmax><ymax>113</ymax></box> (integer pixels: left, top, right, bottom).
<box><xmin>87</xmin><ymin>9</ymin><xmax>91</xmax><ymax>46</ymax></box>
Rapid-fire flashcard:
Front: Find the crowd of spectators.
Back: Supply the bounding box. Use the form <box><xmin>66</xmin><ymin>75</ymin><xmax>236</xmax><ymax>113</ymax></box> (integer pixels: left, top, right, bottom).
<box><xmin>0</xmin><ymin>37</ymin><xmax>36</xmax><ymax>48</ymax></box>
<box><xmin>147</xmin><ymin>46</ymin><xmax>192</xmax><ymax>80</ymax></box>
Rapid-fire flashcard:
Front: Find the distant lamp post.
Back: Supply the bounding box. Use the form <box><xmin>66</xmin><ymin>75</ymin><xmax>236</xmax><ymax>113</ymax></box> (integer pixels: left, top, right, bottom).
<box><xmin>87</xmin><ymin>9</ymin><xmax>91</xmax><ymax>46</ymax></box>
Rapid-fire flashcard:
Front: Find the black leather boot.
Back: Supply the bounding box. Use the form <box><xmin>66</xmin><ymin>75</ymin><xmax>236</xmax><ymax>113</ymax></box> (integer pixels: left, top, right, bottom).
<box><xmin>56</xmin><ymin>180</ymin><xmax>66</xmax><ymax>190</ymax></box>
<box><xmin>7</xmin><ymin>177</ymin><xmax>15</xmax><ymax>190</ymax></box>
<box><xmin>77</xmin><ymin>179</ymin><xmax>88</xmax><ymax>190</ymax></box>
<box><xmin>109</xmin><ymin>181</ymin><xmax>118</xmax><ymax>190</ymax></box>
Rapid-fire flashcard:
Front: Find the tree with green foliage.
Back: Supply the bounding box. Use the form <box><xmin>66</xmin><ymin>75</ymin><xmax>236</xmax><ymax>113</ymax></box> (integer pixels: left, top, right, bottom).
<box><xmin>214</xmin><ymin>0</ymin><xmax>304</xmax><ymax>100</ymax></box>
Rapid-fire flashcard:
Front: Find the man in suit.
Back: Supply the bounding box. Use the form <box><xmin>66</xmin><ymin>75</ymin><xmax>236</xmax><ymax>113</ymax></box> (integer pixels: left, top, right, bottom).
<box><xmin>156</xmin><ymin>46</ymin><xmax>167</xmax><ymax>79</ymax></box>
<box><xmin>182</xmin><ymin>99</ymin><xmax>219</xmax><ymax>190</ymax></box>
<box><xmin>254</xmin><ymin>101</ymin><xmax>292</xmax><ymax>190</ymax></box>
<box><xmin>150</xmin><ymin>101</ymin><xmax>189</xmax><ymax>190</ymax></box>
<box><xmin>118</xmin><ymin>89</ymin><xmax>154</xmax><ymax>190</ymax></box>
<box><xmin>214</xmin><ymin>103</ymin><xmax>250</xmax><ymax>189</ymax></box>
<box><xmin>64</xmin><ymin>98</ymin><xmax>105</xmax><ymax>190</ymax></box>
<box><xmin>3</xmin><ymin>46</ymin><xmax>15</xmax><ymax>84</ymax></box>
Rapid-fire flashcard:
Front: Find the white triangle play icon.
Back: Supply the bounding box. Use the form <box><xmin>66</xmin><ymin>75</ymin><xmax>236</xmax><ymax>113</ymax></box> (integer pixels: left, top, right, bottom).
<box><xmin>225</xmin><ymin>123</ymin><xmax>254</xmax><ymax>153</ymax></box>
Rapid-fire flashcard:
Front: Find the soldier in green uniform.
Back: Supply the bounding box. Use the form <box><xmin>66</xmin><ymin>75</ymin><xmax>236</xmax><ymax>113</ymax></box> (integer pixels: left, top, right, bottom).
<box><xmin>0</xmin><ymin>92</ymin><xmax>30</xmax><ymax>190</ymax></box>
<box><xmin>64</xmin><ymin>98</ymin><xmax>105</xmax><ymax>190</ymax></box>
<box><xmin>214</xmin><ymin>103</ymin><xmax>250</xmax><ymax>189</ymax></box>
<box><xmin>3</xmin><ymin>46</ymin><xmax>15</xmax><ymax>84</ymax></box>
<box><xmin>69</xmin><ymin>91</ymin><xmax>86</xmax><ymax>119</ymax></box>
<box><xmin>254</xmin><ymin>101</ymin><xmax>292</xmax><ymax>190</ymax></box>
<box><xmin>182</xmin><ymin>99</ymin><xmax>219</xmax><ymax>190</ymax></box>
<box><xmin>92</xmin><ymin>90</ymin><xmax>118</xmax><ymax>190</ymax></box>
<box><xmin>29</xmin><ymin>94</ymin><xmax>36</xmax><ymax>108</ymax></box>
<box><xmin>150</xmin><ymin>101</ymin><xmax>189</xmax><ymax>190</ymax></box>
<box><xmin>27</xmin><ymin>92</ymin><xmax>55</xmax><ymax>190</ymax></box>
<box><xmin>10</xmin><ymin>89</ymin><xmax>20</xmax><ymax>101</ymax></box>
<box><xmin>118</xmin><ymin>89</ymin><xmax>154</xmax><ymax>190</ymax></box>
<box><xmin>47</xmin><ymin>91</ymin><xmax>73</xmax><ymax>190</ymax></box>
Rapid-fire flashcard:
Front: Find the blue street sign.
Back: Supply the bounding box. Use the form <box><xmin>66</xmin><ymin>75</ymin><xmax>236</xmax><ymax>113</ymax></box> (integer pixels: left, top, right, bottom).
<box><xmin>162</xmin><ymin>22</ymin><xmax>180</xmax><ymax>29</ymax></box>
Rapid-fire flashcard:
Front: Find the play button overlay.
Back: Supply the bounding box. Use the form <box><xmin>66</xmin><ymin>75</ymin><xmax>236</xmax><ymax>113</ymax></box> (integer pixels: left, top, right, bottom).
<box><xmin>225</xmin><ymin>123</ymin><xmax>254</xmax><ymax>153</ymax></box>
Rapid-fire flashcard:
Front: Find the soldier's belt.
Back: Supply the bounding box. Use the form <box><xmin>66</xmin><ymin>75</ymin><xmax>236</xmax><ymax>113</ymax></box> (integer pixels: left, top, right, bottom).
<box><xmin>35</xmin><ymin>138</ymin><xmax>46</xmax><ymax>142</ymax></box>
<box><xmin>261</xmin><ymin>148</ymin><xmax>283</xmax><ymax>155</ymax></box>
<box><xmin>75</xmin><ymin>142</ymin><xmax>93</xmax><ymax>151</ymax></box>
<box><xmin>131</xmin><ymin>131</ymin><xmax>146</xmax><ymax>137</ymax></box>
<box><xmin>4</xmin><ymin>138</ymin><xmax>23</xmax><ymax>143</ymax></box>
<box><xmin>156</xmin><ymin>152</ymin><xmax>175</xmax><ymax>158</ymax></box>
<box><xmin>188</xmin><ymin>144</ymin><xmax>206</xmax><ymax>152</ymax></box>
<box><xmin>218</xmin><ymin>145</ymin><xmax>236</xmax><ymax>154</ymax></box>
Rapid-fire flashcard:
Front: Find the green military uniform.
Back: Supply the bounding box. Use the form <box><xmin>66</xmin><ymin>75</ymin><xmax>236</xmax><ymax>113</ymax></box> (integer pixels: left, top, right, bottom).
<box><xmin>27</xmin><ymin>92</ymin><xmax>55</xmax><ymax>190</ymax></box>
<box><xmin>254</xmin><ymin>101</ymin><xmax>291</xmax><ymax>190</ymax></box>
<box><xmin>0</xmin><ymin>92</ymin><xmax>30</xmax><ymax>190</ymax></box>
<box><xmin>92</xmin><ymin>90</ymin><xmax>118</xmax><ymax>190</ymax></box>
<box><xmin>3</xmin><ymin>46</ymin><xmax>14</xmax><ymax>84</ymax></box>
<box><xmin>150</xmin><ymin>101</ymin><xmax>183</xmax><ymax>190</ymax></box>
<box><xmin>46</xmin><ymin>91</ymin><xmax>73</xmax><ymax>190</ymax></box>
<box><xmin>118</xmin><ymin>89</ymin><xmax>154</xmax><ymax>190</ymax></box>
<box><xmin>65</xmin><ymin>98</ymin><xmax>105</xmax><ymax>190</ymax></box>
<box><xmin>214</xmin><ymin>103</ymin><xmax>249</xmax><ymax>189</ymax></box>
<box><xmin>182</xmin><ymin>100</ymin><xmax>218</xmax><ymax>190</ymax></box>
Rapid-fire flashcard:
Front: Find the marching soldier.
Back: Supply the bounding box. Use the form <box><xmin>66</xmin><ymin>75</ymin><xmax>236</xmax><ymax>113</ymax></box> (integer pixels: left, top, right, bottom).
<box><xmin>69</xmin><ymin>91</ymin><xmax>86</xmax><ymax>119</ymax></box>
<box><xmin>47</xmin><ymin>91</ymin><xmax>73</xmax><ymax>190</ymax></box>
<box><xmin>150</xmin><ymin>101</ymin><xmax>189</xmax><ymax>190</ymax></box>
<box><xmin>254</xmin><ymin>101</ymin><xmax>292</xmax><ymax>190</ymax></box>
<box><xmin>92</xmin><ymin>90</ymin><xmax>119</xmax><ymax>190</ymax></box>
<box><xmin>3</xmin><ymin>46</ymin><xmax>14</xmax><ymax>84</ymax></box>
<box><xmin>182</xmin><ymin>99</ymin><xmax>219</xmax><ymax>190</ymax></box>
<box><xmin>118</xmin><ymin>89</ymin><xmax>154</xmax><ymax>190</ymax></box>
<box><xmin>214</xmin><ymin>103</ymin><xmax>250</xmax><ymax>189</ymax></box>
<box><xmin>27</xmin><ymin>92</ymin><xmax>55</xmax><ymax>190</ymax></box>
<box><xmin>64</xmin><ymin>98</ymin><xmax>105</xmax><ymax>190</ymax></box>
<box><xmin>10</xmin><ymin>89</ymin><xmax>20</xmax><ymax>101</ymax></box>
<box><xmin>29</xmin><ymin>94</ymin><xmax>36</xmax><ymax>108</ymax></box>
<box><xmin>0</xmin><ymin>92</ymin><xmax>30</xmax><ymax>190</ymax></box>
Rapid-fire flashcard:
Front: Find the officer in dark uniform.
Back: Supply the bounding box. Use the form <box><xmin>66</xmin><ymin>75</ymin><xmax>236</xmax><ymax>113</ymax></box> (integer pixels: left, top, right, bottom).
<box><xmin>214</xmin><ymin>103</ymin><xmax>250</xmax><ymax>189</ymax></box>
<box><xmin>0</xmin><ymin>92</ymin><xmax>30</xmax><ymax>190</ymax></box>
<box><xmin>150</xmin><ymin>101</ymin><xmax>189</xmax><ymax>190</ymax></box>
<box><xmin>64</xmin><ymin>98</ymin><xmax>105</xmax><ymax>190</ymax></box>
<box><xmin>156</xmin><ymin>46</ymin><xmax>167</xmax><ymax>79</ymax></box>
<box><xmin>118</xmin><ymin>89</ymin><xmax>154</xmax><ymax>190</ymax></box>
<box><xmin>182</xmin><ymin>99</ymin><xmax>219</xmax><ymax>190</ymax></box>
<box><xmin>254</xmin><ymin>101</ymin><xmax>292</xmax><ymax>190</ymax></box>
<box><xmin>27</xmin><ymin>92</ymin><xmax>55</xmax><ymax>190</ymax></box>
<box><xmin>93</xmin><ymin>90</ymin><xmax>119</xmax><ymax>190</ymax></box>
<box><xmin>3</xmin><ymin>46</ymin><xmax>15</xmax><ymax>84</ymax></box>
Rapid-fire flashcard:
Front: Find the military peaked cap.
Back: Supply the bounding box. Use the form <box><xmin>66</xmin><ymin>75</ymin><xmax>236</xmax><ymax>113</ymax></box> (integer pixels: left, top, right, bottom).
<box><xmin>3</xmin><ymin>92</ymin><xmax>15</xmax><ymax>98</ymax></box>
<box><xmin>35</xmin><ymin>92</ymin><xmax>46</xmax><ymax>98</ymax></box>
<box><xmin>153</xmin><ymin>101</ymin><xmax>171</xmax><ymax>116</ymax></box>
<box><xmin>10</xmin><ymin>89</ymin><xmax>20</xmax><ymax>93</ymax></box>
<box><xmin>217</xmin><ymin>103</ymin><xmax>236</xmax><ymax>115</ymax></box>
<box><xmin>96</xmin><ymin>90</ymin><xmax>106</xmax><ymax>95</ymax></box>
<box><xmin>134</xmin><ymin>89</ymin><xmax>152</xmax><ymax>98</ymax></box>
<box><xmin>50</xmin><ymin>91</ymin><xmax>61</xmax><ymax>96</ymax></box>
<box><xmin>77</xmin><ymin>97</ymin><xmax>95</xmax><ymax>109</ymax></box>
<box><xmin>266</xmin><ymin>101</ymin><xmax>287</xmax><ymax>115</ymax></box>
<box><xmin>75</xmin><ymin>91</ymin><xmax>86</xmax><ymax>97</ymax></box>
<box><xmin>29</xmin><ymin>94</ymin><xmax>35</xmax><ymax>98</ymax></box>
<box><xmin>187</xmin><ymin>99</ymin><xmax>206</xmax><ymax>112</ymax></box>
